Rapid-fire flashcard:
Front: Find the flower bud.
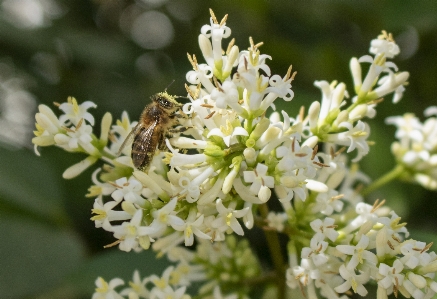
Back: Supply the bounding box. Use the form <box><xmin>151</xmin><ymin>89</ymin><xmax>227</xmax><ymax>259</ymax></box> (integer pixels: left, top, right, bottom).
<box><xmin>198</xmin><ymin>34</ymin><xmax>213</xmax><ymax>66</ymax></box>
<box><xmin>63</xmin><ymin>156</ymin><xmax>98</xmax><ymax>179</ymax></box>
<box><xmin>407</xmin><ymin>272</ymin><xmax>426</xmax><ymax>289</ymax></box>
<box><xmin>302</xmin><ymin>136</ymin><xmax>319</xmax><ymax>149</ymax></box>
<box><xmin>243</xmin><ymin>147</ymin><xmax>257</xmax><ymax>166</ymax></box>
<box><xmin>349</xmin><ymin>104</ymin><xmax>368</xmax><ymax>121</ymax></box>
<box><xmin>333</xmin><ymin>110</ymin><xmax>349</xmax><ymax>128</ymax></box>
<box><xmin>417</xmin><ymin>259</ymin><xmax>437</xmax><ymax>275</ymax></box>
<box><xmin>350</xmin><ymin>57</ymin><xmax>362</xmax><ymax>89</ymax></box>
<box><xmin>331</xmin><ymin>82</ymin><xmax>346</xmax><ymax>109</ymax></box>
<box><xmin>100</xmin><ymin>112</ymin><xmax>112</xmax><ymax>145</ymax></box>
<box><xmin>223</xmin><ymin>45</ymin><xmax>239</xmax><ymax>78</ymax></box>
<box><xmin>249</xmin><ymin>117</ymin><xmax>270</xmax><ymax>140</ymax></box>
<box><xmin>309</xmin><ymin>101</ymin><xmax>321</xmax><ymax>131</ymax></box>
<box><xmin>306</xmin><ymin>179</ymin><xmax>328</xmax><ymax>193</ymax></box>
<box><xmin>255</xmin><ymin>126</ymin><xmax>282</xmax><ymax>149</ymax></box>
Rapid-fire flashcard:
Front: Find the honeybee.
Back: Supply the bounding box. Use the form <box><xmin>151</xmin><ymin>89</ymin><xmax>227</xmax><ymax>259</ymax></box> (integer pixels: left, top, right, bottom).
<box><xmin>118</xmin><ymin>91</ymin><xmax>183</xmax><ymax>171</ymax></box>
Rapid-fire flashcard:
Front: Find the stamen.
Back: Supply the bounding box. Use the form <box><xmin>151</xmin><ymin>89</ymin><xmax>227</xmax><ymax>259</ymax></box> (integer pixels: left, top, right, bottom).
<box><xmin>368</xmin><ymin>97</ymin><xmax>384</xmax><ymax>105</ymax></box>
<box><xmin>313</xmin><ymin>161</ymin><xmax>330</xmax><ymax>167</ymax></box>
<box><xmin>329</xmin><ymin>194</ymin><xmax>344</xmax><ymax>202</ymax></box>
<box><xmin>76</xmin><ymin>118</ymin><xmax>84</xmax><ymax>130</ymax></box>
<box><xmin>371</xmin><ymin>199</ymin><xmax>386</xmax><ymax>213</ymax></box>
<box><xmin>185</xmin><ymin>83</ymin><xmax>197</xmax><ymax>100</ymax></box>
<box><xmin>104</xmin><ymin>239</ymin><xmax>122</xmax><ymax>248</ymax></box>
<box><xmin>213</xmin><ymin>77</ymin><xmax>224</xmax><ymax>92</ymax></box>
<box><xmin>219</xmin><ymin>14</ymin><xmax>228</xmax><ymax>26</ymax></box>
<box><xmin>226</xmin><ymin>38</ymin><xmax>235</xmax><ymax>55</ymax></box>
<box><xmin>299</xmin><ymin>106</ymin><xmax>305</xmax><ymax>122</ymax></box>
<box><xmin>311</xmin><ymin>144</ymin><xmax>319</xmax><ymax>160</ymax></box>
<box><xmin>204</xmin><ymin>111</ymin><xmax>216</xmax><ymax>119</ymax></box>
<box><xmin>387</xmin><ymin>240</ymin><xmax>395</xmax><ymax>250</ymax></box>
<box><xmin>421</xmin><ymin>242</ymin><xmax>433</xmax><ymax>254</ymax></box>
<box><xmin>200</xmin><ymin>104</ymin><xmax>214</xmax><ymax>108</ymax></box>
<box><xmin>209</xmin><ymin>8</ymin><xmax>218</xmax><ymax>24</ymax></box>
<box><xmin>187</xmin><ymin>53</ymin><xmax>198</xmax><ymax>70</ymax></box>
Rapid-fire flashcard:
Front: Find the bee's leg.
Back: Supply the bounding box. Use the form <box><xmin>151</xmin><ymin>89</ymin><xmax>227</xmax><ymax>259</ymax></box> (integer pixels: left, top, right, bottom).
<box><xmin>168</xmin><ymin>126</ymin><xmax>191</xmax><ymax>134</ymax></box>
<box><xmin>170</xmin><ymin>111</ymin><xmax>188</xmax><ymax>119</ymax></box>
<box><xmin>160</xmin><ymin>127</ymin><xmax>192</xmax><ymax>150</ymax></box>
<box><xmin>158</xmin><ymin>137</ymin><xmax>167</xmax><ymax>151</ymax></box>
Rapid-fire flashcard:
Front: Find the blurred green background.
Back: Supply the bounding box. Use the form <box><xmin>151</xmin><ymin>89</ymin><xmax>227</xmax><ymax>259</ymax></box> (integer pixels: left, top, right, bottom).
<box><xmin>1</xmin><ymin>1</ymin><xmax>437</xmax><ymax>298</ymax></box>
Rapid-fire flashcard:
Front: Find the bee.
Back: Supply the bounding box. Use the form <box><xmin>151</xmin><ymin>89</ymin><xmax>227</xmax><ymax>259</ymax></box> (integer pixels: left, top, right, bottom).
<box><xmin>118</xmin><ymin>91</ymin><xmax>183</xmax><ymax>171</ymax></box>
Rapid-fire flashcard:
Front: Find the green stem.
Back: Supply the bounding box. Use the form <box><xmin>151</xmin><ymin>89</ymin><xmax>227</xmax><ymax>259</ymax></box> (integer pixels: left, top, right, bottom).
<box><xmin>259</xmin><ymin>204</ymin><xmax>286</xmax><ymax>299</ymax></box>
<box><xmin>361</xmin><ymin>164</ymin><xmax>405</xmax><ymax>196</ymax></box>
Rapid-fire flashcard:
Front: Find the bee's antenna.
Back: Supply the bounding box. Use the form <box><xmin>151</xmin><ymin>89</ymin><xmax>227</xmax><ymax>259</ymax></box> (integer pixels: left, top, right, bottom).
<box><xmin>164</xmin><ymin>80</ymin><xmax>175</xmax><ymax>92</ymax></box>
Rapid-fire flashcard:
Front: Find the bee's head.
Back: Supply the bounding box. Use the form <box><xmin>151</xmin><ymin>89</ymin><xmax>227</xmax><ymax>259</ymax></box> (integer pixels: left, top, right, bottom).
<box><xmin>152</xmin><ymin>92</ymin><xmax>182</xmax><ymax>112</ymax></box>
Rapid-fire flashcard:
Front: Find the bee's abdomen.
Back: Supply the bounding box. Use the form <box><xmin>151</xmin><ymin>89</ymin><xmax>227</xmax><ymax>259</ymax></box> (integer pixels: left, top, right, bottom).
<box><xmin>131</xmin><ymin>123</ymin><xmax>160</xmax><ymax>171</ymax></box>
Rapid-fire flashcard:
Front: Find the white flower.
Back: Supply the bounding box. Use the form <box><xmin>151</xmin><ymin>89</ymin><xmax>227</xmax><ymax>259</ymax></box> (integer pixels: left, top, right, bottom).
<box><xmin>200</xmin><ymin>11</ymin><xmax>231</xmax><ymax>65</ymax></box>
<box><xmin>373</xmin><ymin>71</ymin><xmax>409</xmax><ymax>103</ymax></box>
<box><xmin>336</xmin><ymin>235</ymin><xmax>377</xmax><ymax>270</ymax></box>
<box><xmin>32</xmin><ymin>104</ymin><xmax>63</xmax><ymax>152</ymax></box>
<box><xmin>186</xmin><ymin>63</ymin><xmax>214</xmax><ymax>92</ymax></box>
<box><xmin>174</xmin><ymin>210</ymin><xmax>211</xmax><ymax>246</ymax></box>
<box><xmin>377</xmin><ymin>260</ymin><xmax>404</xmax><ymax>294</ymax></box>
<box><xmin>58</xmin><ymin>96</ymin><xmax>96</xmax><ymax>126</ymax></box>
<box><xmin>301</xmin><ymin>233</ymin><xmax>329</xmax><ymax>266</ymax></box>
<box><xmin>210</xmin><ymin>80</ymin><xmax>243</xmax><ymax>114</ymax></box>
<box><xmin>369</xmin><ymin>32</ymin><xmax>400</xmax><ymax>59</ymax></box>
<box><xmin>243</xmin><ymin>163</ymin><xmax>275</xmax><ymax>202</ymax></box>
<box><xmin>91</xmin><ymin>197</ymin><xmax>130</xmax><ymax>231</ymax></box>
<box><xmin>310</xmin><ymin>217</ymin><xmax>339</xmax><ymax>242</ymax></box>
<box><xmin>111</xmin><ymin>209</ymin><xmax>156</xmax><ymax>252</ymax></box>
<box><xmin>275</xmin><ymin>172</ymin><xmax>307</xmax><ymax>203</ymax></box>
<box><xmin>150</xmin><ymin>285</ymin><xmax>189</xmax><ymax>299</ymax></box>
<box><xmin>266</xmin><ymin>212</ymin><xmax>288</xmax><ymax>232</ymax></box>
<box><xmin>109</xmin><ymin>111</ymin><xmax>137</xmax><ymax>156</ymax></box>
<box><xmin>212</xmin><ymin>286</ymin><xmax>238</xmax><ymax>299</ymax></box>
<box><xmin>148</xmin><ymin>198</ymin><xmax>185</xmax><ymax>236</ymax></box>
<box><xmin>212</xmin><ymin>198</ymin><xmax>249</xmax><ymax>236</ymax></box>
<box><xmin>176</xmin><ymin>167</ymin><xmax>215</xmax><ymax>203</ymax></box>
<box><xmin>334</xmin><ymin>264</ymin><xmax>370</xmax><ymax>296</ymax></box>
<box><xmin>207</xmin><ymin>119</ymin><xmax>248</xmax><ymax>147</ymax></box>
<box><xmin>92</xmin><ymin>277</ymin><xmax>124</xmax><ymax>299</ymax></box>
<box><xmin>120</xmin><ymin>270</ymin><xmax>150</xmax><ymax>298</ymax></box>
<box><xmin>328</xmin><ymin>120</ymin><xmax>370</xmax><ymax>162</ymax></box>
<box><xmin>111</xmin><ymin>177</ymin><xmax>145</xmax><ymax>206</ymax></box>
<box><xmin>313</xmin><ymin>81</ymin><xmax>347</xmax><ymax>126</ymax></box>
<box><xmin>400</xmin><ymin>241</ymin><xmax>429</xmax><ymax>269</ymax></box>
<box><xmin>313</xmin><ymin>189</ymin><xmax>344</xmax><ymax>216</ymax></box>
<box><xmin>54</xmin><ymin>122</ymin><xmax>98</xmax><ymax>155</ymax></box>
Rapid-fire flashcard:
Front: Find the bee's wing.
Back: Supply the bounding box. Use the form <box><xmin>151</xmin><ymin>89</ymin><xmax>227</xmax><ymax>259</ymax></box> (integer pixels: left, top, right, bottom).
<box><xmin>117</xmin><ymin>123</ymin><xmax>143</xmax><ymax>156</ymax></box>
<box><xmin>131</xmin><ymin>120</ymin><xmax>160</xmax><ymax>170</ymax></box>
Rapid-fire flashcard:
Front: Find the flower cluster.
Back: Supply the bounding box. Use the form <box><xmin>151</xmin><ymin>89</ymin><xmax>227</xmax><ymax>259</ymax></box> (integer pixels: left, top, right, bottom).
<box><xmin>32</xmin><ymin>9</ymin><xmax>436</xmax><ymax>299</ymax></box>
<box><xmin>287</xmin><ymin>203</ymin><xmax>437</xmax><ymax>299</ymax></box>
<box><xmin>386</xmin><ymin>107</ymin><xmax>437</xmax><ymax>190</ymax></box>
<box><xmin>93</xmin><ymin>235</ymin><xmax>259</xmax><ymax>299</ymax></box>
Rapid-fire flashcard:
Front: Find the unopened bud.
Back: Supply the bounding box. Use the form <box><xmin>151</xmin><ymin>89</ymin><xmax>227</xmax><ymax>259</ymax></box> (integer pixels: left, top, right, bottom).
<box><xmin>255</xmin><ymin>126</ymin><xmax>282</xmax><ymax>149</ymax></box>
<box><xmin>407</xmin><ymin>272</ymin><xmax>426</xmax><ymax>289</ymax></box>
<box><xmin>349</xmin><ymin>104</ymin><xmax>368</xmax><ymax>121</ymax></box>
<box><xmin>249</xmin><ymin>117</ymin><xmax>270</xmax><ymax>140</ymax></box>
<box><xmin>309</xmin><ymin>101</ymin><xmax>321</xmax><ymax>131</ymax></box>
